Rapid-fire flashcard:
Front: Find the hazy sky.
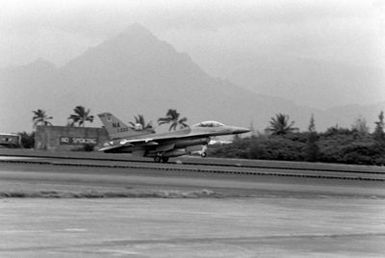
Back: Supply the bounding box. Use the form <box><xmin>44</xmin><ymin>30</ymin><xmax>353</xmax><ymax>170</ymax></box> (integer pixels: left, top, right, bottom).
<box><xmin>1</xmin><ymin>0</ymin><xmax>384</xmax><ymax>68</ymax></box>
<box><xmin>0</xmin><ymin>0</ymin><xmax>384</xmax><ymax>132</ymax></box>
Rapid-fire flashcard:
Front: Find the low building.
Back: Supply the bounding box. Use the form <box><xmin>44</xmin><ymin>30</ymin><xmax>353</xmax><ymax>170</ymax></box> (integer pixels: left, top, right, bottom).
<box><xmin>0</xmin><ymin>133</ymin><xmax>21</xmax><ymax>148</ymax></box>
<box><xmin>35</xmin><ymin>126</ymin><xmax>109</xmax><ymax>151</ymax></box>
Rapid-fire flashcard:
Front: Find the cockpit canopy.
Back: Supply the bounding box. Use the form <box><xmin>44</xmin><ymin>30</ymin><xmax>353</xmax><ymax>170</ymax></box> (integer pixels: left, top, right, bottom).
<box><xmin>193</xmin><ymin>121</ymin><xmax>225</xmax><ymax>128</ymax></box>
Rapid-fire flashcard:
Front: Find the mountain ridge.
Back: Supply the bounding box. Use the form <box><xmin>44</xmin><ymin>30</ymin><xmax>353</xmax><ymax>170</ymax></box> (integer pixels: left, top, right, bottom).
<box><xmin>190</xmin><ymin>49</ymin><xmax>385</xmax><ymax>109</ymax></box>
<box><xmin>1</xmin><ymin>24</ymin><xmax>384</xmax><ymax>133</ymax></box>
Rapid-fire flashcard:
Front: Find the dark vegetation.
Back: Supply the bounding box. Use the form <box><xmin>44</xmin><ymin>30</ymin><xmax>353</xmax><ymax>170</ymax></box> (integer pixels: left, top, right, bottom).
<box><xmin>0</xmin><ymin>189</ymin><xmax>217</xmax><ymax>198</ymax></box>
<box><xmin>209</xmin><ymin>112</ymin><xmax>385</xmax><ymax>166</ymax></box>
<box><xmin>18</xmin><ymin>131</ymin><xmax>35</xmax><ymax>148</ymax></box>
<box><xmin>71</xmin><ymin>143</ymin><xmax>95</xmax><ymax>152</ymax></box>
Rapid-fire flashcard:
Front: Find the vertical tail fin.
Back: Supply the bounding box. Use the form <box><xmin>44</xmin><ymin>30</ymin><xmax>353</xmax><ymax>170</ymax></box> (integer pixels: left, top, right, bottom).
<box><xmin>98</xmin><ymin>113</ymin><xmax>154</xmax><ymax>140</ymax></box>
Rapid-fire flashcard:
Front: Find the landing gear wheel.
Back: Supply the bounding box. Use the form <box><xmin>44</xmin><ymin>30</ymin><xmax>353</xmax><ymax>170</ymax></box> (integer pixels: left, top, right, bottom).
<box><xmin>161</xmin><ymin>157</ymin><xmax>169</xmax><ymax>163</ymax></box>
<box><xmin>200</xmin><ymin>145</ymin><xmax>208</xmax><ymax>158</ymax></box>
<box><xmin>154</xmin><ymin>156</ymin><xmax>161</xmax><ymax>163</ymax></box>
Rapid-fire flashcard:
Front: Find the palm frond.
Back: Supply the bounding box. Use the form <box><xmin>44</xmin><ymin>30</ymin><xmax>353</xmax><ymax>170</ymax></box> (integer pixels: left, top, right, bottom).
<box><xmin>266</xmin><ymin>113</ymin><xmax>297</xmax><ymax>135</ymax></box>
<box><xmin>32</xmin><ymin>109</ymin><xmax>53</xmax><ymax>127</ymax></box>
<box><xmin>158</xmin><ymin>117</ymin><xmax>171</xmax><ymax>125</ymax></box>
<box><xmin>68</xmin><ymin>106</ymin><xmax>94</xmax><ymax>127</ymax></box>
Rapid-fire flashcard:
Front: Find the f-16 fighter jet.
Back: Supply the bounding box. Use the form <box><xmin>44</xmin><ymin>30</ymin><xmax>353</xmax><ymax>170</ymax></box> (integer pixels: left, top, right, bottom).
<box><xmin>98</xmin><ymin>112</ymin><xmax>249</xmax><ymax>163</ymax></box>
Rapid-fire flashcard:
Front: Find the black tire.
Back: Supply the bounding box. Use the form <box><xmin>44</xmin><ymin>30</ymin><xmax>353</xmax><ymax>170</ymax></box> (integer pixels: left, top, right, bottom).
<box><xmin>154</xmin><ymin>156</ymin><xmax>161</xmax><ymax>163</ymax></box>
<box><xmin>201</xmin><ymin>152</ymin><xmax>207</xmax><ymax>158</ymax></box>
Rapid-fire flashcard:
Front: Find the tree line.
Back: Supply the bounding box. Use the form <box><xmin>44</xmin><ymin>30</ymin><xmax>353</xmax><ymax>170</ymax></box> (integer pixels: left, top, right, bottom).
<box><xmin>18</xmin><ymin>106</ymin><xmax>385</xmax><ymax>166</ymax></box>
<box><xmin>31</xmin><ymin>106</ymin><xmax>188</xmax><ymax>130</ymax></box>
<box><xmin>209</xmin><ymin>112</ymin><xmax>385</xmax><ymax>166</ymax></box>
<box><xmin>19</xmin><ymin>106</ymin><xmax>189</xmax><ymax>148</ymax></box>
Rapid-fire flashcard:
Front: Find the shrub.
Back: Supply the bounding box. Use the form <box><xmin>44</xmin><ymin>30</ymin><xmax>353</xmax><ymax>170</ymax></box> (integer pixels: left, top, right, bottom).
<box><xmin>71</xmin><ymin>144</ymin><xmax>95</xmax><ymax>152</ymax></box>
<box><xmin>208</xmin><ymin>129</ymin><xmax>385</xmax><ymax>166</ymax></box>
<box><xmin>18</xmin><ymin>131</ymin><xmax>35</xmax><ymax>148</ymax></box>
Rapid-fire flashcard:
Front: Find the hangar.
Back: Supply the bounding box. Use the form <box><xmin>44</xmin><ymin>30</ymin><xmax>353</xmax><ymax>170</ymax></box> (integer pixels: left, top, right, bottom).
<box><xmin>35</xmin><ymin>126</ymin><xmax>109</xmax><ymax>151</ymax></box>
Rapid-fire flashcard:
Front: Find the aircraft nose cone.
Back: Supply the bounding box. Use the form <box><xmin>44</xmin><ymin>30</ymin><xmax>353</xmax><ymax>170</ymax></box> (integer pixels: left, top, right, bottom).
<box><xmin>234</xmin><ymin>127</ymin><xmax>250</xmax><ymax>134</ymax></box>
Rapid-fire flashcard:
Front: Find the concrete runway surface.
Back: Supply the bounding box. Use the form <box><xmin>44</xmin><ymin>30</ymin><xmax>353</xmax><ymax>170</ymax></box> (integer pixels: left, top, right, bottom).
<box><xmin>1</xmin><ymin>198</ymin><xmax>385</xmax><ymax>257</ymax></box>
<box><xmin>1</xmin><ymin>161</ymin><xmax>385</xmax><ymax>257</ymax></box>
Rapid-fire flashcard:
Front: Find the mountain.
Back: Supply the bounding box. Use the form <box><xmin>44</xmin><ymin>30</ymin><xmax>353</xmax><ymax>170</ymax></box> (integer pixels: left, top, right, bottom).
<box><xmin>190</xmin><ymin>49</ymin><xmax>385</xmax><ymax>109</ymax></box>
<box><xmin>1</xmin><ymin>24</ymin><xmax>384</xmax><ymax>133</ymax></box>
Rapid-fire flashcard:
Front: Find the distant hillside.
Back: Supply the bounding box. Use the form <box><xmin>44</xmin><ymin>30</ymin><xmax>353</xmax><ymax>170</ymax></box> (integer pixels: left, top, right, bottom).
<box><xmin>190</xmin><ymin>49</ymin><xmax>385</xmax><ymax>109</ymax></box>
<box><xmin>1</xmin><ymin>24</ymin><xmax>384</xmax><ymax>133</ymax></box>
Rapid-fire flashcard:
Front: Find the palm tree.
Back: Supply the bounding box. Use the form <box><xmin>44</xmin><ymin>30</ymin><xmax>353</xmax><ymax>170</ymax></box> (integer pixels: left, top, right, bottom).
<box><xmin>32</xmin><ymin>109</ymin><xmax>53</xmax><ymax>128</ymax></box>
<box><xmin>68</xmin><ymin>106</ymin><xmax>94</xmax><ymax>127</ymax></box>
<box><xmin>265</xmin><ymin>113</ymin><xmax>298</xmax><ymax>135</ymax></box>
<box><xmin>158</xmin><ymin>109</ymin><xmax>188</xmax><ymax>131</ymax></box>
<box><xmin>374</xmin><ymin>111</ymin><xmax>385</xmax><ymax>142</ymax></box>
<box><xmin>129</xmin><ymin>114</ymin><xmax>153</xmax><ymax>130</ymax></box>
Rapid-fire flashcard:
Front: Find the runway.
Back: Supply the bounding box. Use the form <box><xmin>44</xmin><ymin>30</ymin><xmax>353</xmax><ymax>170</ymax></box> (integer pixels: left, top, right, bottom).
<box><xmin>1</xmin><ymin>154</ymin><xmax>385</xmax><ymax>257</ymax></box>
<box><xmin>1</xmin><ymin>160</ymin><xmax>385</xmax><ymax>198</ymax></box>
<box><xmin>2</xmin><ymin>198</ymin><xmax>385</xmax><ymax>257</ymax></box>
<box><xmin>1</xmin><ymin>149</ymin><xmax>385</xmax><ymax>182</ymax></box>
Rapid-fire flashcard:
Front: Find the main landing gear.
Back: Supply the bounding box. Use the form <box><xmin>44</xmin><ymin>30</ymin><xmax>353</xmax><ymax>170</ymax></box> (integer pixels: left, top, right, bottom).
<box><xmin>154</xmin><ymin>154</ymin><xmax>169</xmax><ymax>163</ymax></box>
<box><xmin>200</xmin><ymin>145</ymin><xmax>208</xmax><ymax>158</ymax></box>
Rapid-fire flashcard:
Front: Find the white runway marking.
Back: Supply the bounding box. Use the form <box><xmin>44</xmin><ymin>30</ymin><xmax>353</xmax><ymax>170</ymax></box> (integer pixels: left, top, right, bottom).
<box><xmin>63</xmin><ymin>228</ymin><xmax>87</xmax><ymax>232</ymax></box>
<box><xmin>0</xmin><ymin>230</ymin><xmax>47</xmax><ymax>233</ymax></box>
<box><xmin>0</xmin><ymin>156</ymin><xmax>41</xmax><ymax>160</ymax></box>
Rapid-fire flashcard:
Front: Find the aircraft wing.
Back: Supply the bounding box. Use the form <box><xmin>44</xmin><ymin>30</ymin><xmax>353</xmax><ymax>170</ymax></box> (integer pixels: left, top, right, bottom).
<box><xmin>98</xmin><ymin>133</ymin><xmax>208</xmax><ymax>152</ymax></box>
<box><xmin>98</xmin><ymin>137</ymin><xmax>159</xmax><ymax>152</ymax></box>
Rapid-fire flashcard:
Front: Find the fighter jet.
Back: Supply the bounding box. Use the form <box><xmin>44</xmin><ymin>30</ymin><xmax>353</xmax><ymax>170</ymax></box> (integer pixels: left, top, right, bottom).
<box><xmin>98</xmin><ymin>112</ymin><xmax>250</xmax><ymax>162</ymax></box>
